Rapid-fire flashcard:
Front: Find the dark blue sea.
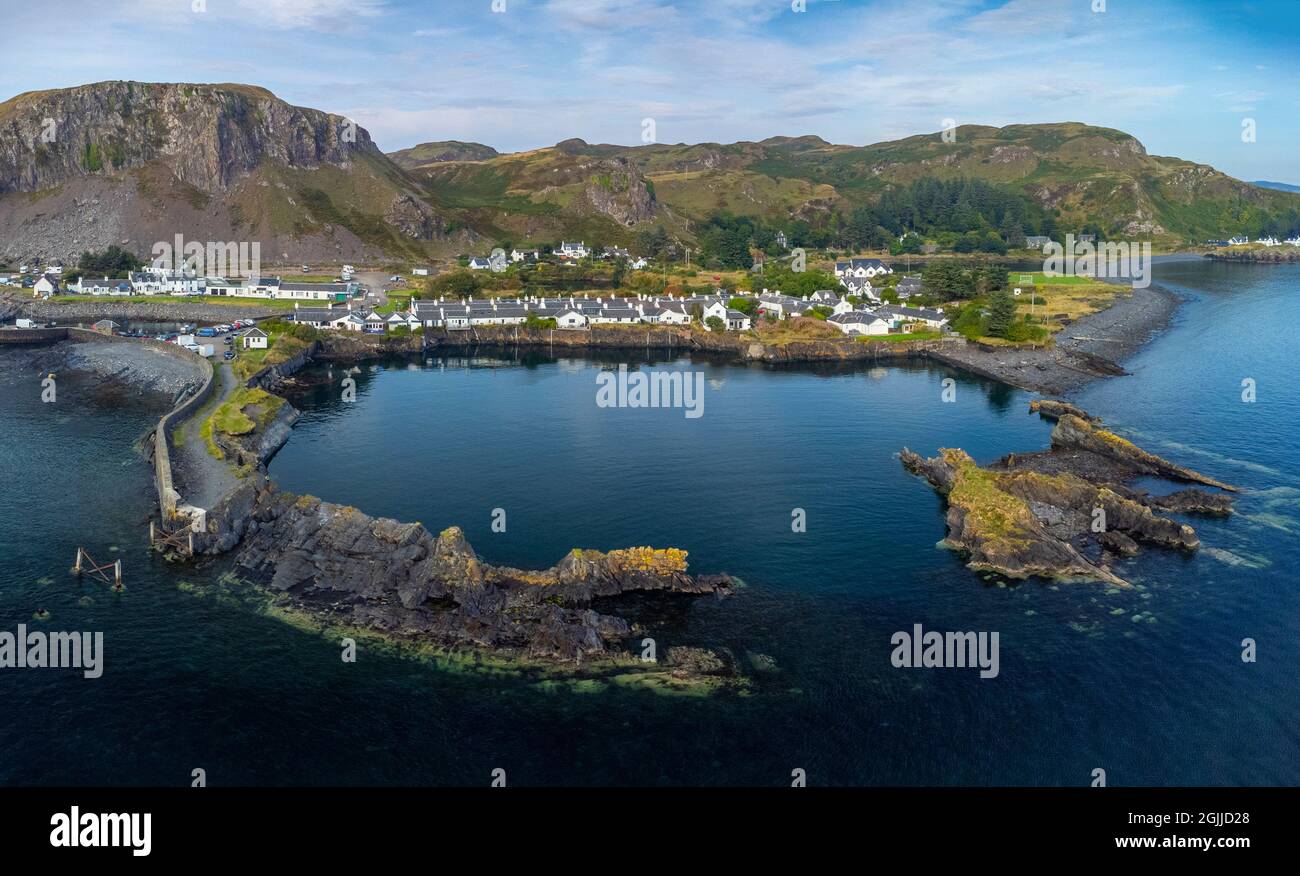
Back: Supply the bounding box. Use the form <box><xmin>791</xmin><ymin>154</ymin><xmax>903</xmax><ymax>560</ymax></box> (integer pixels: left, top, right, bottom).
<box><xmin>2</xmin><ymin>258</ymin><xmax>1296</xmax><ymax>786</ymax></box>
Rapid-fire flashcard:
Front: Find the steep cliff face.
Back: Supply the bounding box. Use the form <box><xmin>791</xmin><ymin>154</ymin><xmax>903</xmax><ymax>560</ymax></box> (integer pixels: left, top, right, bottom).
<box><xmin>0</xmin><ymin>81</ymin><xmax>458</xmax><ymax>262</ymax></box>
<box><xmin>0</xmin><ymin>81</ymin><xmax>377</xmax><ymax>194</ymax></box>
<box><xmin>573</xmin><ymin>162</ymin><xmax>658</xmax><ymax>226</ymax></box>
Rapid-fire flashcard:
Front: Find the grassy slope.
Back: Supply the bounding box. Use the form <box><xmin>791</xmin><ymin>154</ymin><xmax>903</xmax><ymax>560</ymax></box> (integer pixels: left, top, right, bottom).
<box><xmin>400</xmin><ymin>123</ymin><xmax>1300</xmax><ymax>245</ymax></box>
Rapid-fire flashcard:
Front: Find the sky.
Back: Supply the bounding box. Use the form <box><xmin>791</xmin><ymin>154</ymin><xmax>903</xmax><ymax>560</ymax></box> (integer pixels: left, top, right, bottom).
<box><xmin>2</xmin><ymin>0</ymin><xmax>1298</xmax><ymax>182</ymax></box>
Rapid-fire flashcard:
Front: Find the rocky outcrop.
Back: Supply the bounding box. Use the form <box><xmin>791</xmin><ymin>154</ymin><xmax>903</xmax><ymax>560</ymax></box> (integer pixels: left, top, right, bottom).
<box><xmin>1050</xmin><ymin>414</ymin><xmax>1237</xmax><ymax>491</ymax></box>
<box><xmin>229</xmin><ymin>488</ymin><xmax>734</xmax><ymax>664</ymax></box>
<box><xmin>901</xmin><ymin>404</ymin><xmax>1235</xmax><ymax>586</ymax></box>
<box><xmin>1205</xmin><ymin>248</ymin><xmax>1300</xmax><ymax>263</ymax></box>
<box><xmin>384</xmin><ymin>193</ymin><xmax>442</xmax><ymax>240</ymax></box>
<box><xmin>574</xmin><ymin>163</ymin><xmax>658</xmax><ymax>226</ymax></box>
<box><xmin>0</xmin><ymin>81</ymin><xmax>449</xmax><ymax>262</ymax></box>
<box><xmin>0</xmin><ymin>81</ymin><xmax>379</xmax><ymax>195</ymax></box>
<box><xmin>1029</xmin><ymin>399</ymin><xmax>1098</xmax><ymax>422</ymax></box>
<box><xmin>901</xmin><ymin>447</ymin><xmax>1129</xmax><ymax>587</ymax></box>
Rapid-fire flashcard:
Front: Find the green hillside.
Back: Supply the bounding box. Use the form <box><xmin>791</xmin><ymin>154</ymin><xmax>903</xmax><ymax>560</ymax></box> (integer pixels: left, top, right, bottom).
<box><xmin>395</xmin><ymin>123</ymin><xmax>1300</xmax><ymax>250</ymax></box>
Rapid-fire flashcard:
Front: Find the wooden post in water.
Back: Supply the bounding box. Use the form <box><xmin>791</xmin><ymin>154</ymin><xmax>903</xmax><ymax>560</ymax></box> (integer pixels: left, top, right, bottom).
<box><xmin>74</xmin><ymin>548</ymin><xmax>83</xmax><ymax>575</ymax></box>
<box><xmin>114</xmin><ymin>560</ymin><xmax>123</xmax><ymax>588</ymax></box>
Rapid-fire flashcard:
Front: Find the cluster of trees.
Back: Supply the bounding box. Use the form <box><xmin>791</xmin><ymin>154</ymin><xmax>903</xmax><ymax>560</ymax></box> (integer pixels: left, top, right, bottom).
<box><xmin>842</xmin><ymin>178</ymin><xmax>1052</xmax><ymax>252</ymax></box>
<box><xmin>1219</xmin><ymin>205</ymin><xmax>1300</xmax><ymax>239</ymax></box>
<box><xmin>696</xmin><ymin>214</ymin><xmax>763</xmax><ymax>269</ymax></box>
<box><xmin>641</xmin><ymin>178</ymin><xmax>1065</xmax><ymax>266</ymax></box>
<box><xmin>753</xmin><ymin>264</ymin><xmax>841</xmax><ymax>297</ymax></box>
<box><xmin>632</xmin><ymin>226</ymin><xmax>673</xmax><ymax>260</ymax></box>
<box><xmin>920</xmin><ymin>261</ymin><xmax>1009</xmax><ymax>299</ymax></box>
<box><xmin>71</xmin><ymin>246</ymin><xmax>143</xmax><ymax>280</ymax></box>
<box><xmin>693</xmin><ymin>214</ymin><xmax>835</xmax><ymax>269</ymax></box>
<box><xmin>947</xmin><ymin>288</ymin><xmax>1048</xmax><ymax>344</ymax></box>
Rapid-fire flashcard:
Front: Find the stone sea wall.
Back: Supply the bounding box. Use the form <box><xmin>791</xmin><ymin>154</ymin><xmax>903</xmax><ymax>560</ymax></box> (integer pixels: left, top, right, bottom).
<box><xmin>133</xmin><ymin>338</ymin><xmax>215</xmax><ymax>522</ymax></box>
<box><xmin>15</xmin><ymin>296</ymin><xmax>280</xmax><ymax>324</ymax></box>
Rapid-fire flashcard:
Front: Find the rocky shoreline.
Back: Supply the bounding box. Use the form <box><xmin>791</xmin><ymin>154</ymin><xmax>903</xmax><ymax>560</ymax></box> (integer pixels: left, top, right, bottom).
<box><xmin>926</xmin><ymin>283</ymin><xmax>1180</xmax><ymax>395</ymax></box>
<box><xmin>0</xmin><ymin>337</ymin><xmax>206</xmax><ymax>403</ymax></box>
<box><xmin>1205</xmin><ymin>249</ymin><xmax>1300</xmax><ymax>263</ymax></box>
<box><xmin>901</xmin><ymin>401</ymin><xmax>1235</xmax><ymax>587</ymax></box>
<box><xmin>177</xmin><ymin>473</ymin><xmax>749</xmax><ymax>688</ymax></box>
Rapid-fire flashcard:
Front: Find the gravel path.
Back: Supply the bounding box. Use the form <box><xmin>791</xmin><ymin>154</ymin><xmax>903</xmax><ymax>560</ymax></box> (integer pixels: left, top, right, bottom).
<box><xmin>170</xmin><ymin>354</ymin><xmax>241</xmax><ymax>511</ymax></box>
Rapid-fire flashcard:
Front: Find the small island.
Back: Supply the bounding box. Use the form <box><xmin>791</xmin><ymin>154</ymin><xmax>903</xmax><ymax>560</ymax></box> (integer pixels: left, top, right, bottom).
<box><xmin>901</xmin><ymin>400</ymin><xmax>1235</xmax><ymax>586</ymax></box>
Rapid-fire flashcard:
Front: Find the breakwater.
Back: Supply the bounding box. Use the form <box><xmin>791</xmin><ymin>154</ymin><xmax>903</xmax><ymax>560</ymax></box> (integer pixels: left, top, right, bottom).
<box><xmin>9</xmin><ymin>296</ymin><xmax>281</xmax><ymax>324</ymax></box>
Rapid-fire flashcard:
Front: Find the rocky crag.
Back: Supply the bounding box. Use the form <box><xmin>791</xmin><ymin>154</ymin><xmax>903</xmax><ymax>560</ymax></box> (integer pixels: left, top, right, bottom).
<box><xmin>186</xmin><ymin>475</ymin><xmax>743</xmax><ymax>684</ymax></box>
<box><xmin>231</xmin><ymin>492</ymin><xmax>734</xmax><ymax>665</ymax></box>
<box><xmin>0</xmin><ymin>81</ymin><xmax>460</xmax><ymax>262</ymax></box>
<box><xmin>901</xmin><ymin>403</ymin><xmax>1236</xmax><ymax>586</ymax></box>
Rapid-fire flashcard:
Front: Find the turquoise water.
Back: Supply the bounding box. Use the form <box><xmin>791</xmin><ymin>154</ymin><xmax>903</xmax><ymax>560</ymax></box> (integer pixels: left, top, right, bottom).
<box><xmin>1</xmin><ymin>259</ymin><xmax>1297</xmax><ymax>786</ymax></box>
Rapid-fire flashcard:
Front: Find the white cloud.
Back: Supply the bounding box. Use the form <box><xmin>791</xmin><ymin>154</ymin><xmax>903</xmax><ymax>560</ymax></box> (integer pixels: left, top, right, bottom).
<box><xmin>235</xmin><ymin>0</ymin><xmax>385</xmax><ymax>31</ymax></box>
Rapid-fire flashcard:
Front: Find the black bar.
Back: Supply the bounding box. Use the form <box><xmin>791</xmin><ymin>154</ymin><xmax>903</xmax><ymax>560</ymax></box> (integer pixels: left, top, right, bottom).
<box><xmin>1</xmin><ymin>787</ymin><xmax>1282</xmax><ymax>860</ymax></box>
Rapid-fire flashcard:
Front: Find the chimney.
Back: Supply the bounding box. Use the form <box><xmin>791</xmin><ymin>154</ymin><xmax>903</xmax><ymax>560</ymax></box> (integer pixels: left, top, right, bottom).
<box><xmin>295</xmin><ymin>302</ymin><xmax>299</xmax><ymax>309</ymax></box>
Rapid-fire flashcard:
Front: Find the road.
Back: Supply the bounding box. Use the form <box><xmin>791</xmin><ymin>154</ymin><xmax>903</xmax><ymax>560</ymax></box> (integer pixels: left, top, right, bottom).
<box><xmin>354</xmin><ymin>270</ymin><xmax>426</xmax><ymax>310</ymax></box>
<box><xmin>168</xmin><ymin>324</ymin><xmax>246</xmax><ymax>511</ymax></box>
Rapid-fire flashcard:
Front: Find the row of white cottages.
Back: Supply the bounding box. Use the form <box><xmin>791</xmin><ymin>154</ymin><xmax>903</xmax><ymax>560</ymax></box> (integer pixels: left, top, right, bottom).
<box><xmin>466</xmin><ymin>244</ymin><xmax>652</xmax><ymax>270</ymax></box>
<box><xmin>69</xmin><ymin>273</ymin><xmax>357</xmax><ymax>302</ymax></box>
<box><xmin>290</xmin><ymin>292</ymin><xmax>947</xmax><ymax>336</ymax></box>
<box><xmin>291</xmin><ymin>295</ymin><xmax>755</xmax><ymax>333</ymax></box>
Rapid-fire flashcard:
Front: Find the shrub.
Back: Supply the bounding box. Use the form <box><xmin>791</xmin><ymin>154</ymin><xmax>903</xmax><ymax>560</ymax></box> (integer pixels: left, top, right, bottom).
<box><xmin>1005</xmin><ymin>320</ymin><xmax>1050</xmax><ymax>343</ymax></box>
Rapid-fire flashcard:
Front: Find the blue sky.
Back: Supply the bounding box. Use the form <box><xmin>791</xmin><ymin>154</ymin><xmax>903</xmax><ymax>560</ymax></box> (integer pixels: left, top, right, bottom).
<box><xmin>4</xmin><ymin>0</ymin><xmax>1299</xmax><ymax>181</ymax></box>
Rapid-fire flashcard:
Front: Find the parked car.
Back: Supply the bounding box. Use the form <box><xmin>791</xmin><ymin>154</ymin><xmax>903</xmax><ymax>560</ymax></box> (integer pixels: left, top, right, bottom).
<box><xmin>223</xmin><ymin>351</ymin><xmax>235</xmax><ymax>360</ymax></box>
<box><xmin>197</xmin><ymin>328</ymin><xmax>216</xmax><ymax>338</ymax></box>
